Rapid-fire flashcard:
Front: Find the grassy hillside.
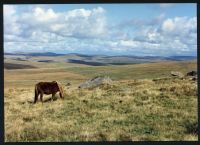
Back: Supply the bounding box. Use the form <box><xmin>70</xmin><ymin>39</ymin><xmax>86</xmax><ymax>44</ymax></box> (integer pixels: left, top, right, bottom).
<box><xmin>4</xmin><ymin>60</ymin><xmax>197</xmax><ymax>88</ymax></box>
<box><xmin>65</xmin><ymin>61</ymin><xmax>197</xmax><ymax>80</ymax></box>
<box><xmin>4</xmin><ymin>77</ymin><xmax>197</xmax><ymax>141</ymax></box>
<box><xmin>4</xmin><ymin>59</ymin><xmax>198</xmax><ymax>141</ymax></box>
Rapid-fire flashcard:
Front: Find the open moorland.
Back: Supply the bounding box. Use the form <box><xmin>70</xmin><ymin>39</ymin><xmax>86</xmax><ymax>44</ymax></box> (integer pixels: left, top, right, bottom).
<box><xmin>4</xmin><ymin>53</ymin><xmax>198</xmax><ymax>141</ymax></box>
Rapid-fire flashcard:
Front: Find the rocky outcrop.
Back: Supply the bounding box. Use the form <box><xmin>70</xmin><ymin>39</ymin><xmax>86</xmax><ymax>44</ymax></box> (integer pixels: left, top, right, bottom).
<box><xmin>170</xmin><ymin>71</ymin><xmax>184</xmax><ymax>78</ymax></box>
<box><xmin>78</xmin><ymin>76</ymin><xmax>112</xmax><ymax>89</ymax></box>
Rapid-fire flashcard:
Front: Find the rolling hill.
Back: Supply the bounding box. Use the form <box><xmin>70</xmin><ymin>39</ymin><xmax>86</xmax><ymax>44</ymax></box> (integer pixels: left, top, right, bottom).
<box><xmin>4</xmin><ymin>52</ymin><xmax>197</xmax><ymax>141</ymax></box>
<box><xmin>4</xmin><ymin>52</ymin><xmax>197</xmax><ymax>66</ymax></box>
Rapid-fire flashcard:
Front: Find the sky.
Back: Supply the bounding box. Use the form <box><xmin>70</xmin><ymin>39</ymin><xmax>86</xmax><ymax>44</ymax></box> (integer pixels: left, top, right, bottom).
<box><xmin>4</xmin><ymin>4</ymin><xmax>197</xmax><ymax>56</ymax></box>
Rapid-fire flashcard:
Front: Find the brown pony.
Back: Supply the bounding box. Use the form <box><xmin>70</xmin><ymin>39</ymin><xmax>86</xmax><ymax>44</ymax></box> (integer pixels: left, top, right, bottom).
<box><xmin>34</xmin><ymin>81</ymin><xmax>64</xmax><ymax>103</ymax></box>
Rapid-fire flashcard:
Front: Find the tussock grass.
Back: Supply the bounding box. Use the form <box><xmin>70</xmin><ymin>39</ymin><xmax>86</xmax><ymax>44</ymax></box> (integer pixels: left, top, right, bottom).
<box><xmin>4</xmin><ymin>77</ymin><xmax>197</xmax><ymax>141</ymax></box>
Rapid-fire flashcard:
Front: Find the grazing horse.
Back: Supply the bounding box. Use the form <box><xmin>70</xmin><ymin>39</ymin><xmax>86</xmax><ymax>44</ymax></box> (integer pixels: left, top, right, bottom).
<box><xmin>34</xmin><ymin>81</ymin><xmax>64</xmax><ymax>103</ymax></box>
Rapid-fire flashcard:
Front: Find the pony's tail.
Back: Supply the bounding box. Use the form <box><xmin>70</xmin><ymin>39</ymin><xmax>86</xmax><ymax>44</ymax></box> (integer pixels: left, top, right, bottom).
<box><xmin>34</xmin><ymin>85</ymin><xmax>38</xmax><ymax>103</ymax></box>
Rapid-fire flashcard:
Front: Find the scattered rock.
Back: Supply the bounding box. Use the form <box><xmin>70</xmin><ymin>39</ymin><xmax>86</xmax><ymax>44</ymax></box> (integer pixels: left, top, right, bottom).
<box><xmin>187</xmin><ymin>71</ymin><xmax>197</xmax><ymax>76</ymax></box>
<box><xmin>78</xmin><ymin>76</ymin><xmax>112</xmax><ymax>89</ymax></box>
<box><xmin>170</xmin><ymin>71</ymin><xmax>184</xmax><ymax>78</ymax></box>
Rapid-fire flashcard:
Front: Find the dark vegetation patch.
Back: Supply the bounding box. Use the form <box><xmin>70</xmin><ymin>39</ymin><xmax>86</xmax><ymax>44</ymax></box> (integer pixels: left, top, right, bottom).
<box><xmin>37</xmin><ymin>60</ymin><xmax>55</xmax><ymax>63</ymax></box>
<box><xmin>109</xmin><ymin>62</ymin><xmax>141</xmax><ymax>65</ymax></box>
<box><xmin>75</xmin><ymin>54</ymin><xmax>94</xmax><ymax>59</ymax></box>
<box><xmin>67</xmin><ymin>59</ymin><xmax>108</xmax><ymax>66</ymax></box>
<box><xmin>183</xmin><ymin>120</ymin><xmax>198</xmax><ymax>135</ymax></box>
<box><xmin>67</xmin><ymin>59</ymin><xmax>142</xmax><ymax>66</ymax></box>
<box><xmin>4</xmin><ymin>63</ymin><xmax>37</xmax><ymax>69</ymax></box>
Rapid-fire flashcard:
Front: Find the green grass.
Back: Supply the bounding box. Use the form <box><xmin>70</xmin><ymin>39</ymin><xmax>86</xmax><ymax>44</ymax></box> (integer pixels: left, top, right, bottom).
<box><xmin>65</xmin><ymin>61</ymin><xmax>197</xmax><ymax>80</ymax></box>
<box><xmin>4</xmin><ymin>77</ymin><xmax>198</xmax><ymax>141</ymax></box>
<box><xmin>4</xmin><ymin>59</ymin><xmax>197</xmax><ymax>141</ymax></box>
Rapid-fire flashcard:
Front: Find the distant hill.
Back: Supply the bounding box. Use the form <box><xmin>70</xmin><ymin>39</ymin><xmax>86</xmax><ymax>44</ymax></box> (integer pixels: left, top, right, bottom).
<box><xmin>4</xmin><ymin>52</ymin><xmax>197</xmax><ymax>66</ymax></box>
<box><xmin>165</xmin><ymin>56</ymin><xmax>197</xmax><ymax>61</ymax></box>
<box><xmin>65</xmin><ymin>54</ymin><xmax>196</xmax><ymax>66</ymax></box>
<box><xmin>4</xmin><ymin>52</ymin><xmax>65</xmax><ymax>57</ymax></box>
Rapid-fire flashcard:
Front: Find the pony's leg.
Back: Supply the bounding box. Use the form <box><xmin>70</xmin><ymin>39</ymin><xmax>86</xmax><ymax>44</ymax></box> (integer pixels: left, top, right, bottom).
<box><xmin>59</xmin><ymin>92</ymin><xmax>63</xmax><ymax>99</ymax></box>
<box><xmin>34</xmin><ymin>93</ymin><xmax>38</xmax><ymax>104</ymax></box>
<box><xmin>40</xmin><ymin>93</ymin><xmax>43</xmax><ymax>103</ymax></box>
<box><xmin>52</xmin><ymin>93</ymin><xmax>55</xmax><ymax>101</ymax></box>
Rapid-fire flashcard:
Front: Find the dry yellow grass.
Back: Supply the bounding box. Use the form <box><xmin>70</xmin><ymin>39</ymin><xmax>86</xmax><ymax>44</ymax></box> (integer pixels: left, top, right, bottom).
<box><xmin>4</xmin><ymin>60</ymin><xmax>198</xmax><ymax>141</ymax></box>
<box><xmin>4</xmin><ymin>68</ymin><xmax>86</xmax><ymax>89</ymax></box>
<box><xmin>4</xmin><ymin>77</ymin><xmax>198</xmax><ymax>141</ymax></box>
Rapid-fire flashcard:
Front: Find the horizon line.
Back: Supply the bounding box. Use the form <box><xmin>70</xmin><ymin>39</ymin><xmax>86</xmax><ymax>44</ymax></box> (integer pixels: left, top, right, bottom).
<box><xmin>4</xmin><ymin>51</ymin><xmax>197</xmax><ymax>57</ymax></box>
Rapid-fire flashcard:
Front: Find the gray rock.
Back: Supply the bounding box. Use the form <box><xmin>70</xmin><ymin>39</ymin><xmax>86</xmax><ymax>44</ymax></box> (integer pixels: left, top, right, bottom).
<box><xmin>170</xmin><ymin>71</ymin><xmax>184</xmax><ymax>78</ymax></box>
<box><xmin>78</xmin><ymin>76</ymin><xmax>112</xmax><ymax>89</ymax></box>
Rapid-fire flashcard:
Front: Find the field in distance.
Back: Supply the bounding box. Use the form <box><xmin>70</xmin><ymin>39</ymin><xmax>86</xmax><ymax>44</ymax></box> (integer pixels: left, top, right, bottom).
<box><xmin>4</xmin><ymin>53</ymin><xmax>198</xmax><ymax>141</ymax></box>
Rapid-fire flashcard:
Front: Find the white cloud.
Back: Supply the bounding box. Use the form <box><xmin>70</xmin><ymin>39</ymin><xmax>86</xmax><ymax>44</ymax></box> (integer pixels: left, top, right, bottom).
<box><xmin>162</xmin><ymin>17</ymin><xmax>196</xmax><ymax>35</ymax></box>
<box><xmin>4</xmin><ymin>6</ymin><xmax>107</xmax><ymax>42</ymax></box>
<box><xmin>36</xmin><ymin>6</ymin><xmax>106</xmax><ymax>38</ymax></box>
<box><xmin>4</xmin><ymin>5</ymin><xmax>21</xmax><ymax>36</ymax></box>
<box><xmin>161</xmin><ymin>16</ymin><xmax>197</xmax><ymax>53</ymax></box>
<box><xmin>119</xmin><ymin>40</ymin><xmax>140</xmax><ymax>48</ymax></box>
<box><xmin>33</xmin><ymin>7</ymin><xmax>58</xmax><ymax>22</ymax></box>
<box><xmin>3</xmin><ymin>5</ymin><xmax>197</xmax><ymax>56</ymax></box>
<box><xmin>162</xmin><ymin>19</ymin><xmax>174</xmax><ymax>32</ymax></box>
